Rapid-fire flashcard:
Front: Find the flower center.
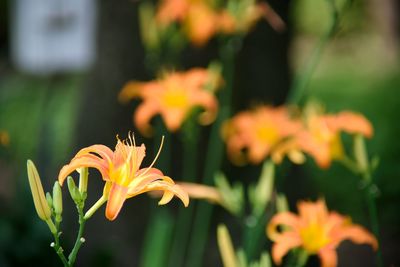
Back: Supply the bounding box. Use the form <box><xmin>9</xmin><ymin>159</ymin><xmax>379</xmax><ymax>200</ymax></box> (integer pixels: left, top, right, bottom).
<box><xmin>255</xmin><ymin>124</ymin><xmax>279</xmax><ymax>144</ymax></box>
<box><xmin>163</xmin><ymin>90</ymin><xmax>188</xmax><ymax>108</ymax></box>
<box><xmin>299</xmin><ymin>223</ymin><xmax>330</xmax><ymax>253</ymax></box>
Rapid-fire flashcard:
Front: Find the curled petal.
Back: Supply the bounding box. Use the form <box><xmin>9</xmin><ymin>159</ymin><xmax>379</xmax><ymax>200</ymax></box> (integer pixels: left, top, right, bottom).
<box><xmin>105</xmin><ymin>183</ymin><xmax>129</xmax><ymax>221</ymax></box>
<box><xmin>119</xmin><ymin>81</ymin><xmax>161</xmax><ymax>103</ymax></box>
<box><xmin>326</xmin><ymin>112</ymin><xmax>373</xmax><ymax>138</ymax></box>
<box><xmin>129</xmin><ymin>177</ymin><xmax>189</xmax><ymax>207</ymax></box>
<box><xmin>129</xmin><ymin>168</ymin><xmax>164</xmax><ymax>190</ymax></box>
<box><xmin>267</xmin><ymin>212</ymin><xmax>300</xmax><ymax>241</ymax></box>
<box><xmin>318</xmin><ymin>248</ymin><xmax>337</xmax><ymax>267</ymax></box>
<box><xmin>271</xmin><ymin>232</ymin><xmax>302</xmax><ymax>265</ymax></box>
<box><xmin>58</xmin><ymin>155</ymin><xmax>109</xmax><ymax>185</ymax></box>
<box><xmin>193</xmin><ymin>90</ymin><xmax>218</xmax><ymax>125</ymax></box>
<box><xmin>332</xmin><ymin>225</ymin><xmax>378</xmax><ymax>250</ymax></box>
<box><xmin>134</xmin><ymin>101</ymin><xmax>160</xmax><ymax>136</ymax></box>
<box><xmin>75</xmin><ymin>144</ymin><xmax>114</xmax><ymax>162</ymax></box>
<box><xmin>177</xmin><ymin>182</ymin><xmax>223</xmax><ymax>205</ymax></box>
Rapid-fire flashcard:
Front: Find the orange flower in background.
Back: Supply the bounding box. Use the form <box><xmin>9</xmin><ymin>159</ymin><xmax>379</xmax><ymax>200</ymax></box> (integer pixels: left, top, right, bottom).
<box><xmin>267</xmin><ymin>199</ymin><xmax>378</xmax><ymax>267</ymax></box>
<box><xmin>119</xmin><ymin>68</ymin><xmax>220</xmax><ymax>136</ymax></box>
<box><xmin>156</xmin><ymin>0</ymin><xmax>189</xmax><ymax>25</ymax></box>
<box><xmin>58</xmin><ymin>134</ymin><xmax>189</xmax><ymax>221</ymax></box>
<box><xmin>295</xmin><ymin>111</ymin><xmax>373</xmax><ymax>168</ymax></box>
<box><xmin>0</xmin><ymin>130</ymin><xmax>9</xmax><ymax>146</ymax></box>
<box><xmin>184</xmin><ymin>1</ymin><xmax>219</xmax><ymax>46</ymax></box>
<box><xmin>222</xmin><ymin>106</ymin><xmax>301</xmax><ymax>165</ymax></box>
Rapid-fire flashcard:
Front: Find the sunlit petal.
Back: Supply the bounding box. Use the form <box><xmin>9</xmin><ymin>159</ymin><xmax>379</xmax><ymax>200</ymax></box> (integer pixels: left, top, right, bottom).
<box><xmin>105</xmin><ymin>183</ymin><xmax>129</xmax><ymax>221</ymax></box>
<box><xmin>58</xmin><ymin>155</ymin><xmax>109</xmax><ymax>185</ymax></box>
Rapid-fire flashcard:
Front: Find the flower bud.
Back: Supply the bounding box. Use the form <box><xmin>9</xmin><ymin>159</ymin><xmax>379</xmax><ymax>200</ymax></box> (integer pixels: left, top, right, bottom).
<box><xmin>27</xmin><ymin>160</ymin><xmax>52</xmax><ymax>221</ymax></box>
<box><xmin>67</xmin><ymin>176</ymin><xmax>81</xmax><ymax>203</ymax></box>
<box><xmin>249</xmin><ymin>160</ymin><xmax>274</xmax><ymax>216</ymax></box>
<box><xmin>52</xmin><ymin>181</ymin><xmax>63</xmax><ymax>221</ymax></box>
<box><xmin>78</xmin><ymin>167</ymin><xmax>89</xmax><ymax>194</ymax></box>
<box><xmin>46</xmin><ymin>192</ymin><xmax>53</xmax><ymax>210</ymax></box>
<box><xmin>353</xmin><ymin>134</ymin><xmax>369</xmax><ymax>173</ymax></box>
<box><xmin>217</xmin><ymin>224</ymin><xmax>238</xmax><ymax>267</ymax></box>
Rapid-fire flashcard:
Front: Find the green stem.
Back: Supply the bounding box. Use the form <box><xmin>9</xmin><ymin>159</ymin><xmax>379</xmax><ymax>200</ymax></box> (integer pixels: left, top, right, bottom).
<box><xmin>287</xmin><ymin>0</ymin><xmax>341</xmax><ymax>104</ymax></box>
<box><xmin>362</xmin><ymin>172</ymin><xmax>383</xmax><ymax>267</ymax></box>
<box><xmin>52</xmin><ymin>221</ymin><xmax>69</xmax><ymax>267</ymax></box>
<box><xmin>84</xmin><ymin>195</ymin><xmax>107</xmax><ymax>220</ymax></box>
<box><xmin>168</xmin><ymin>123</ymin><xmax>199</xmax><ymax>267</ymax></box>
<box><xmin>243</xmin><ymin>215</ymin><xmax>268</xmax><ymax>261</ymax></box>
<box><xmin>185</xmin><ymin>35</ymin><xmax>240</xmax><ymax>267</ymax></box>
<box><xmin>284</xmin><ymin>249</ymin><xmax>308</xmax><ymax>267</ymax></box>
<box><xmin>68</xmin><ymin>205</ymin><xmax>87</xmax><ymax>266</ymax></box>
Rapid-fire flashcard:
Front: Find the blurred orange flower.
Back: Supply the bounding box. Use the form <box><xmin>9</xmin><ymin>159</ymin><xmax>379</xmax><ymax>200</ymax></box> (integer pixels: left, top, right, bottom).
<box><xmin>155</xmin><ymin>0</ymin><xmax>283</xmax><ymax>46</ymax></box>
<box><xmin>0</xmin><ymin>130</ymin><xmax>9</xmax><ymax>146</ymax></box>
<box><xmin>184</xmin><ymin>1</ymin><xmax>219</xmax><ymax>46</ymax></box>
<box><xmin>119</xmin><ymin>68</ymin><xmax>220</xmax><ymax>136</ymax></box>
<box><xmin>222</xmin><ymin>106</ymin><xmax>301</xmax><ymax>165</ymax></box>
<box><xmin>58</xmin><ymin>134</ymin><xmax>189</xmax><ymax>221</ymax></box>
<box><xmin>289</xmin><ymin>111</ymin><xmax>373</xmax><ymax>168</ymax></box>
<box><xmin>219</xmin><ymin>2</ymin><xmax>285</xmax><ymax>34</ymax></box>
<box><xmin>267</xmin><ymin>199</ymin><xmax>378</xmax><ymax>267</ymax></box>
<box><xmin>156</xmin><ymin>0</ymin><xmax>189</xmax><ymax>25</ymax></box>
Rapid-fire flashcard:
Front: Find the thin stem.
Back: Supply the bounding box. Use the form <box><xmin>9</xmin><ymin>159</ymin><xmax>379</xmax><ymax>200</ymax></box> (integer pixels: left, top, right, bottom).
<box><xmin>287</xmin><ymin>0</ymin><xmax>341</xmax><ymax>104</ymax></box>
<box><xmin>68</xmin><ymin>204</ymin><xmax>86</xmax><ymax>266</ymax></box>
<box><xmin>186</xmin><ymin>35</ymin><xmax>240</xmax><ymax>267</ymax></box>
<box><xmin>361</xmin><ymin>171</ymin><xmax>383</xmax><ymax>267</ymax></box>
<box><xmin>168</xmin><ymin>121</ymin><xmax>199</xmax><ymax>267</ymax></box>
<box><xmin>84</xmin><ymin>195</ymin><xmax>107</xmax><ymax>220</ymax></box>
<box><xmin>52</xmin><ymin>221</ymin><xmax>69</xmax><ymax>267</ymax></box>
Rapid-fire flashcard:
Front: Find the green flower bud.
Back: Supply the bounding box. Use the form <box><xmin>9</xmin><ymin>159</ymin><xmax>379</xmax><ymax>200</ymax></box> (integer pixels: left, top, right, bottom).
<box><xmin>52</xmin><ymin>181</ymin><xmax>63</xmax><ymax>222</ymax></box>
<box><xmin>27</xmin><ymin>160</ymin><xmax>52</xmax><ymax>221</ymax></box>
<box><xmin>46</xmin><ymin>192</ymin><xmax>53</xmax><ymax>210</ymax></box>
<box><xmin>67</xmin><ymin>176</ymin><xmax>81</xmax><ymax>203</ymax></box>
<box><xmin>78</xmin><ymin>167</ymin><xmax>89</xmax><ymax>195</ymax></box>
<box><xmin>353</xmin><ymin>134</ymin><xmax>369</xmax><ymax>173</ymax></box>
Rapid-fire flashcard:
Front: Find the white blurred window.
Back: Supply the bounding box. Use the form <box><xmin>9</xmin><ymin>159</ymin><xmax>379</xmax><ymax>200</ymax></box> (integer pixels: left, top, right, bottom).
<box><xmin>11</xmin><ymin>0</ymin><xmax>97</xmax><ymax>74</ymax></box>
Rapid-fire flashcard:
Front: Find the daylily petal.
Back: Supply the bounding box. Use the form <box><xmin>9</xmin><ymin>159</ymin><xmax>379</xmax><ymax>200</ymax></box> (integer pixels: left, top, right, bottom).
<box><xmin>75</xmin><ymin>144</ymin><xmax>114</xmax><ymax>162</ymax></box>
<box><xmin>160</xmin><ymin>108</ymin><xmax>188</xmax><ymax>132</ymax></box>
<box><xmin>119</xmin><ymin>81</ymin><xmax>162</xmax><ymax>103</ymax></box>
<box><xmin>183</xmin><ymin>69</ymin><xmax>211</xmax><ymax>90</ymax></box>
<box><xmin>267</xmin><ymin>212</ymin><xmax>301</xmax><ymax>241</ymax></box>
<box><xmin>326</xmin><ymin>111</ymin><xmax>373</xmax><ymax>138</ymax></box>
<box><xmin>177</xmin><ymin>182</ymin><xmax>223</xmax><ymax>205</ymax></box>
<box><xmin>128</xmin><ymin>178</ymin><xmax>189</xmax><ymax>207</ymax></box>
<box><xmin>191</xmin><ymin>90</ymin><xmax>218</xmax><ymax>125</ymax></box>
<box><xmin>58</xmin><ymin>155</ymin><xmax>109</xmax><ymax>185</ymax></box>
<box><xmin>105</xmin><ymin>183</ymin><xmax>129</xmax><ymax>221</ymax></box>
<box><xmin>134</xmin><ymin>101</ymin><xmax>161</xmax><ymax>136</ymax></box>
<box><xmin>318</xmin><ymin>248</ymin><xmax>337</xmax><ymax>267</ymax></box>
<box><xmin>271</xmin><ymin>232</ymin><xmax>302</xmax><ymax>265</ymax></box>
<box><xmin>332</xmin><ymin>225</ymin><xmax>378</xmax><ymax>250</ymax></box>
<box><xmin>129</xmin><ymin>168</ymin><xmax>164</xmax><ymax>190</ymax></box>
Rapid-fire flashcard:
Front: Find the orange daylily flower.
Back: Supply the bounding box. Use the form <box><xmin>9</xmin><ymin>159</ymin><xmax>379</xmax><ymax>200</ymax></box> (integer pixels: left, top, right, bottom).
<box><xmin>119</xmin><ymin>68</ymin><xmax>220</xmax><ymax>136</ymax></box>
<box><xmin>222</xmin><ymin>106</ymin><xmax>301</xmax><ymax>165</ymax></box>
<box><xmin>58</xmin><ymin>134</ymin><xmax>189</xmax><ymax>221</ymax></box>
<box><xmin>267</xmin><ymin>199</ymin><xmax>378</xmax><ymax>267</ymax></box>
<box><xmin>294</xmin><ymin>111</ymin><xmax>373</xmax><ymax>168</ymax></box>
<box><xmin>156</xmin><ymin>0</ymin><xmax>189</xmax><ymax>26</ymax></box>
<box><xmin>183</xmin><ymin>1</ymin><xmax>219</xmax><ymax>46</ymax></box>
